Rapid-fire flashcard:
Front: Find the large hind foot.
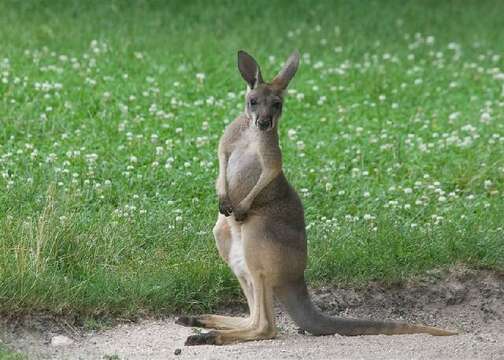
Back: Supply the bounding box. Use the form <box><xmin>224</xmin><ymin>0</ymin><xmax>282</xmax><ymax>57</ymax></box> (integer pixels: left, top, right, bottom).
<box><xmin>185</xmin><ymin>326</ymin><xmax>277</xmax><ymax>346</ymax></box>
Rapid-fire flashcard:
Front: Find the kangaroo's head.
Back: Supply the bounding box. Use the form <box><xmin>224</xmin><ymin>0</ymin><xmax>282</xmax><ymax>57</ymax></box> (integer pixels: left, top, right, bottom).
<box><xmin>237</xmin><ymin>50</ymin><xmax>300</xmax><ymax>132</ymax></box>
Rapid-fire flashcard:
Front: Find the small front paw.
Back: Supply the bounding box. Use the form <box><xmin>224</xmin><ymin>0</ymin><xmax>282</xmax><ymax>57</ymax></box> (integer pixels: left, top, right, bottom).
<box><xmin>233</xmin><ymin>207</ymin><xmax>248</xmax><ymax>222</ymax></box>
<box><xmin>218</xmin><ymin>197</ymin><xmax>233</xmax><ymax>217</ymax></box>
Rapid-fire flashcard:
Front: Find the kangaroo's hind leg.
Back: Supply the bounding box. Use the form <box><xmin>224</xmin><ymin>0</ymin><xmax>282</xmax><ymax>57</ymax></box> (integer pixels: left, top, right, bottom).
<box><xmin>176</xmin><ymin>215</ymin><xmax>254</xmax><ymax>330</ymax></box>
<box><xmin>185</xmin><ymin>217</ymin><xmax>278</xmax><ymax>345</ymax></box>
<box><xmin>185</xmin><ymin>272</ymin><xmax>276</xmax><ymax>345</ymax></box>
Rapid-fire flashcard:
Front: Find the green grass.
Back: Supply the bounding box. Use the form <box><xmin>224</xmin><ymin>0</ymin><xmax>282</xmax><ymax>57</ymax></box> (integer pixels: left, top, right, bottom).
<box><xmin>0</xmin><ymin>344</ymin><xmax>24</xmax><ymax>360</ymax></box>
<box><xmin>0</xmin><ymin>0</ymin><xmax>503</xmax><ymax>318</ymax></box>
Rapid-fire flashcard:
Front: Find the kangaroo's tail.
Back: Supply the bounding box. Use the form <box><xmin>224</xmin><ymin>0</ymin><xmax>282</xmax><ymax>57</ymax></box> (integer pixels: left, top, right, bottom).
<box><xmin>276</xmin><ymin>278</ymin><xmax>457</xmax><ymax>336</ymax></box>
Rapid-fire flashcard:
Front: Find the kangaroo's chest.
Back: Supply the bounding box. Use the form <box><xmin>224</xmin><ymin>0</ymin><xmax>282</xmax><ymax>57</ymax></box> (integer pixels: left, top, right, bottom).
<box><xmin>226</xmin><ymin>140</ymin><xmax>261</xmax><ymax>204</ymax></box>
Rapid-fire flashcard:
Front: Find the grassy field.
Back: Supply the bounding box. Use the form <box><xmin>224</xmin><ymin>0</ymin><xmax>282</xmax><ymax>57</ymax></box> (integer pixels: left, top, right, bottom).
<box><xmin>0</xmin><ymin>0</ymin><xmax>503</xmax><ymax>319</ymax></box>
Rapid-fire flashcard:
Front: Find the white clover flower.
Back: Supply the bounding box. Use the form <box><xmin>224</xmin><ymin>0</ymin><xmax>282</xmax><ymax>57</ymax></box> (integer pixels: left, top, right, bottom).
<box><xmin>480</xmin><ymin>112</ymin><xmax>491</xmax><ymax>124</ymax></box>
<box><xmin>196</xmin><ymin>73</ymin><xmax>206</xmax><ymax>82</ymax></box>
<box><xmin>317</xmin><ymin>95</ymin><xmax>327</xmax><ymax>105</ymax></box>
<box><xmin>448</xmin><ymin>112</ymin><xmax>460</xmax><ymax>122</ymax></box>
<box><xmin>288</xmin><ymin>129</ymin><xmax>297</xmax><ymax>140</ymax></box>
<box><xmin>325</xmin><ymin>183</ymin><xmax>333</xmax><ymax>191</ymax></box>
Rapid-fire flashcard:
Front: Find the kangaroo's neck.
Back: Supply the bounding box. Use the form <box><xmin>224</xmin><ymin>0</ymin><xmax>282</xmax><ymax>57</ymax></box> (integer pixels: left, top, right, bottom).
<box><xmin>239</xmin><ymin>114</ymin><xmax>280</xmax><ymax>148</ymax></box>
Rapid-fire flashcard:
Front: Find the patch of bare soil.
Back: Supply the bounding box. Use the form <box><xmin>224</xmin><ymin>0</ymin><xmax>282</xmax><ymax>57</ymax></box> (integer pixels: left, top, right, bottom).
<box><xmin>1</xmin><ymin>268</ymin><xmax>503</xmax><ymax>360</ymax></box>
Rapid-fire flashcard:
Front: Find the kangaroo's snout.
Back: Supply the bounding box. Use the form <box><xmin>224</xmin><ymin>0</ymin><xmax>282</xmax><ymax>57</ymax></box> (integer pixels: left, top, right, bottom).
<box><xmin>257</xmin><ymin>117</ymin><xmax>272</xmax><ymax>130</ymax></box>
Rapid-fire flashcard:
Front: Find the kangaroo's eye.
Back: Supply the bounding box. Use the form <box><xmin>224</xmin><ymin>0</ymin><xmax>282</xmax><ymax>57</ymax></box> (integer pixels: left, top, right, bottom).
<box><xmin>249</xmin><ymin>98</ymin><xmax>257</xmax><ymax>106</ymax></box>
<box><xmin>273</xmin><ymin>101</ymin><xmax>282</xmax><ymax>110</ymax></box>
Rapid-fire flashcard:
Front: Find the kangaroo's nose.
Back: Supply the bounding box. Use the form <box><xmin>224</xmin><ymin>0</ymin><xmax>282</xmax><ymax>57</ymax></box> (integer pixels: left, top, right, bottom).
<box><xmin>258</xmin><ymin>117</ymin><xmax>272</xmax><ymax>130</ymax></box>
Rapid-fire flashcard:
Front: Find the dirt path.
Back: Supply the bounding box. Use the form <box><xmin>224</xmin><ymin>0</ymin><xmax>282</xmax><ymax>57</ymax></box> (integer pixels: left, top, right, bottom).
<box><xmin>2</xmin><ymin>269</ymin><xmax>504</xmax><ymax>360</ymax></box>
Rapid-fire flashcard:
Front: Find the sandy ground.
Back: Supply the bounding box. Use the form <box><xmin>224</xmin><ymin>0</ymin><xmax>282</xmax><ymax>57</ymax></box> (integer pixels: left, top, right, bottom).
<box><xmin>2</xmin><ymin>269</ymin><xmax>504</xmax><ymax>360</ymax></box>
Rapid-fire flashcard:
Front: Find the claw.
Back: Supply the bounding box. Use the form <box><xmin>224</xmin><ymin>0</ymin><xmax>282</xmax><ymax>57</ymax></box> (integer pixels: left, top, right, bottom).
<box><xmin>219</xmin><ymin>198</ymin><xmax>233</xmax><ymax>217</ymax></box>
<box><xmin>185</xmin><ymin>331</ymin><xmax>219</xmax><ymax>346</ymax></box>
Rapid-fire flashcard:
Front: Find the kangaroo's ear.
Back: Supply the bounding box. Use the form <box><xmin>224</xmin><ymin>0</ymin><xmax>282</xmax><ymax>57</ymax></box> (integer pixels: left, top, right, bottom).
<box><xmin>272</xmin><ymin>50</ymin><xmax>300</xmax><ymax>90</ymax></box>
<box><xmin>237</xmin><ymin>50</ymin><xmax>263</xmax><ymax>89</ymax></box>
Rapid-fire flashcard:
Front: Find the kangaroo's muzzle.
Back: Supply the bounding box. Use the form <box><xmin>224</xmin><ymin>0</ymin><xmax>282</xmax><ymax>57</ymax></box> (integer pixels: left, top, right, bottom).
<box><xmin>257</xmin><ymin>118</ymin><xmax>272</xmax><ymax>130</ymax></box>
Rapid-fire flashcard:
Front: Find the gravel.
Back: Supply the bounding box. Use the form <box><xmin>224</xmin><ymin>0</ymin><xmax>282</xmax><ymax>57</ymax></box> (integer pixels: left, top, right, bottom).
<box><xmin>3</xmin><ymin>268</ymin><xmax>504</xmax><ymax>360</ymax></box>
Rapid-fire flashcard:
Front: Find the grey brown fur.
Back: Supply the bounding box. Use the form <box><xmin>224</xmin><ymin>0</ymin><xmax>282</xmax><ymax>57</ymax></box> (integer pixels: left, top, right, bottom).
<box><xmin>176</xmin><ymin>50</ymin><xmax>457</xmax><ymax>345</ymax></box>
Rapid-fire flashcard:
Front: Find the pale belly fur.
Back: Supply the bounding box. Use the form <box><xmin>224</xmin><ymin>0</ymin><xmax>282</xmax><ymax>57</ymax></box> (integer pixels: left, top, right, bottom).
<box><xmin>227</xmin><ymin>219</ymin><xmax>251</xmax><ymax>287</ymax></box>
<box><xmin>225</xmin><ymin>141</ymin><xmax>259</xmax><ymax>283</ymax></box>
<box><xmin>226</xmin><ymin>144</ymin><xmax>261</xmax><ymax>206</ymax></box>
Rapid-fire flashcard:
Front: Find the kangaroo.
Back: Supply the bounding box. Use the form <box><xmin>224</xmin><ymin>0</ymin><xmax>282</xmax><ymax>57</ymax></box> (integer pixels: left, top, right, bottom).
<box><xmin>176</xmin><ymin>50</ymin><xmax>457</xmax><ymax>345</ymax></box>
